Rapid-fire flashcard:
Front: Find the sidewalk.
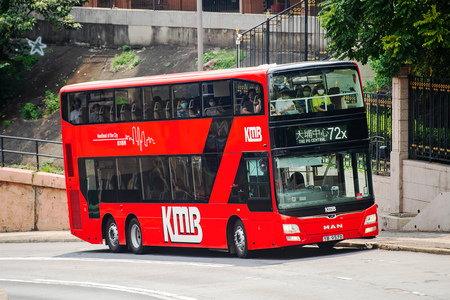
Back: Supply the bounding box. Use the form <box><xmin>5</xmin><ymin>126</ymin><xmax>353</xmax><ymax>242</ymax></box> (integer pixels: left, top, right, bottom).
<box><xmin>337</xmin><ymin>231</ymin><xmax>450</xmax><ymax>255</ymax></box>
<box><xmin>0</xmin><ymin>230</ymin><xmax>449</xmax><ymax>254</ymax></box>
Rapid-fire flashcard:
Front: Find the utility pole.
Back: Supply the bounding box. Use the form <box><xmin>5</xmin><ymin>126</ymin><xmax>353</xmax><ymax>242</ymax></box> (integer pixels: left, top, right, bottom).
<box><xmin>197</xmin><ymin>0</ymin><xmax>203</xmax><ymax>71</ymax></box>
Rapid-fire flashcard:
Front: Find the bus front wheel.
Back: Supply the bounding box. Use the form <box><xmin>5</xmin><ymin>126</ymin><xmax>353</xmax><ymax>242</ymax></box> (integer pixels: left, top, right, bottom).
<box><xmin>128</xmin><ymin>218</ymin><xmax>144</xmax><ymax>254</ymax></box>
<box><xmin>105</xmin><ymin>218</ymin><xmax>126</xmax><ymax>253</ymax></box>
<box><xmin>233</xmin><ymin>219</ymin><xmax>249</xmax><ymax>258</ymax></box>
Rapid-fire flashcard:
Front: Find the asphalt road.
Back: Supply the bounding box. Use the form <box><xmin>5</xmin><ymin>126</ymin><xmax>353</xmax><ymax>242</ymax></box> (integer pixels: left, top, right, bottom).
<box><xmin>0</xmin><ymin>242</ymin><xmax>449</xmax><ymax>300</ymax></box>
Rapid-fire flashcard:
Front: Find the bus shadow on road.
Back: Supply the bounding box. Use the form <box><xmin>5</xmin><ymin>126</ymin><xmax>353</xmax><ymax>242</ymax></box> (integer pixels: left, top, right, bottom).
<box><xmin>61</xmin><ymin>244</ymin><xmax>372</xmax><ymax>265</ymax></box>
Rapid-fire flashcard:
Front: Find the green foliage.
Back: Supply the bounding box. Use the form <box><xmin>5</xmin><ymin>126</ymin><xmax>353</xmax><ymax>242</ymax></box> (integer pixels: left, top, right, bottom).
<box><xmin>2</xmin><ymin>120</ymin><xmax>10</xmax><ymax>126</ymax></box>
<box><xmin>319</xmin><ymin>0</ymin><xmax>450</xmax><ymax>79</ymax></box>
<box><xmin>21</xmin><ymin>102</ymin><xmax>42</xmax><ymax>120</ymax></box>
<box><xmin>111</xmin><ymin>49</ymin><xmax>144</xmax><ymax>72</ymax></box>
<box><xmin>39</xmin><ymin>161</ymin><xmax>65</xmax><ymax>175</ymax></box>
<box><xmin>111</xmin><ymin>50</ymin><xmax>136</xmax><ymax>72</ymax></box>
<box><xmin>44</xmin><ymin>90</ymin><xmax>60</xmax><ymax>114</ymax></box>
<box><xmin>9</xmin><ymin>161</ymin><xmax>64</xmax><ymax>174</ymax></box>
<box><xmin>195</xmin><ymin>48</ymin><xmax>244</xmax><ymax>70</ymax></box>
<box><xmin>364</xmin><ymin>60</ymin><xmax>392</xmax><ymax>93</ymax></box>
<box><xmin>127</xmin><ymin>56</ymin><xmax>146</xmax><ymax>70</ymax></box>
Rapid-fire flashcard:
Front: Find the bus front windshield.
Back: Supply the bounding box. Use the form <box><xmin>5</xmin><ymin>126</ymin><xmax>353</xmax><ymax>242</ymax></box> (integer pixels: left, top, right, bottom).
<box><xmin>274</xmin><ymin>150</ymin><xmax>373</xmax><ymax>211</ymax></box>
<box><xmin>269</xmin><ymin>67</ymin><xmax>363</xmax><ymax>119</ymax></box>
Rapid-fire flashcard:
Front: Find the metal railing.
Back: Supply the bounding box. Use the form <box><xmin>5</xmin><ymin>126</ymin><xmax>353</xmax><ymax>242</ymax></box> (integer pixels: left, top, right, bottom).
<box><xmin>236</xmin><ymin>0</ymin><xmax>330</xmax><ymax>68</ymax></box>
<box><xmin>409</xmin><ymin>75</ymin><xmax>450</xmax><ymax>164</ymax></box>
<box><xmin>0</xmin><ymin>135</ymin><xmax>63</xmax><ymax>171</ymax></box>
<box><xmin>365</xmin><ymin>92</ymin><xmax>392</xmax><ymax>175</ymax></box>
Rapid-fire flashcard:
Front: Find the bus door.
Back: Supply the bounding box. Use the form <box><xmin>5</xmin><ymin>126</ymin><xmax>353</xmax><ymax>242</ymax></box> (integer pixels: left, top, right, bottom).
<box><xmin>229</xmin><ymin>152</ymin><xmax>272</xmax><ymax>212</ymax></box>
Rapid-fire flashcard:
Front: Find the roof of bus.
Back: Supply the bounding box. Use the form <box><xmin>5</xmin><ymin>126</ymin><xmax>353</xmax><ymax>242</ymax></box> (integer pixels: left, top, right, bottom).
<box><xmin>59</xmin><ymin>61</ymin><xmax>356</xmax><ymax>93</ymax></box>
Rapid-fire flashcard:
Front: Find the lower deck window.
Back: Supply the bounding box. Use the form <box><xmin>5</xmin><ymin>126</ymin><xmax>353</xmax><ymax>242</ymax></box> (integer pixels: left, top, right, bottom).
<box><xmin>79</xmin><ymin>154</ymin><xmax>219</xmax><ymax>205</ymax></box>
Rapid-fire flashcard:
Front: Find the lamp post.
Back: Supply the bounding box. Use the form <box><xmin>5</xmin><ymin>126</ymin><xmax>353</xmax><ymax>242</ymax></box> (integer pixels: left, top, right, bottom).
<box><xmin>197</xmin><ymin>0</ymin><xmax>203</xmax><ymax>71</ymax></box>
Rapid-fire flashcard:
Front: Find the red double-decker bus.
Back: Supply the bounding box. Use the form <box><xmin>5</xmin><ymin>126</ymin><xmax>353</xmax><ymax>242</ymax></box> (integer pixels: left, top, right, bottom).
<box><xmin>60</xmin><ymin>61</ymin><xmax>378</xmax><ymax>258</ymax></box>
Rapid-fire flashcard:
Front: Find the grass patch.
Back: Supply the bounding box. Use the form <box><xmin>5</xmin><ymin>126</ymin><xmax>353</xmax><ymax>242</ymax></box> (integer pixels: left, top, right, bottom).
<box><xmin>8</xmin><ymin>162</ymin><xmax>64</xmax><ymax>175</ymax></box>
<box><xmin>111</xmin><ymin>46</ymin><xmax>146</xmax><ymax>73</ymax></box>
<box><xmin>196</xmin><ymin>48</ymin><xmax>245</xmax><ymax>70</ymax></box>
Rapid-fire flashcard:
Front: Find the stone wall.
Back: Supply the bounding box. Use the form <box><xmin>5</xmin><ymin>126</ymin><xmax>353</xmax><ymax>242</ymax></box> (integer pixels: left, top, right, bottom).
<box><xmin>0</xmin><ymin>167</ymin><xmax>69</xmax><ymax>232</ymax></box>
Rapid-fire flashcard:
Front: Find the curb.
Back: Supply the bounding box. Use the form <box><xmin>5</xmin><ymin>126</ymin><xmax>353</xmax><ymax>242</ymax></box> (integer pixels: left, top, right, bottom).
<box><xmin>0</xmin><ymin>288</ymin><xmax>8</xmax><ymax>300</ymax></box>
<box><xmin>0</xmin><ymin>237</ymin><xmax>81</xmax><ymax>244</ymax></box>
<box><xmin>337</xmin><ymin>241</ymin><xmax>450</xmax><ymax>255</ymax></box>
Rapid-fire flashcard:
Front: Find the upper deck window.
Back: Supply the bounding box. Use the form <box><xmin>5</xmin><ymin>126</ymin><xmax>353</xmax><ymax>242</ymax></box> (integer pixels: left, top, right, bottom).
<box><xmin>269</xmin><ymin>67</ymin><xmax>363</xmax><ymax>120</ymax></box>
<box><xmin>61</xmin><ymin>79</ymin><xmax>265</xmax><ymax>125</ymax></box>
<box><xmin>233</xmin><ymin>80</ymin><xmax>264</xmax><ymax>115</ymax></box>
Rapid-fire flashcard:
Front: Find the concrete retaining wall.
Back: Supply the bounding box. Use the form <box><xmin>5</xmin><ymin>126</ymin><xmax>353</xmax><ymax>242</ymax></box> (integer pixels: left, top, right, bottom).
<box><xmin>373</xmin><ymin>174</ymin><xmax>392</xmax><ymax>213</ymax></box>
<box><xmin>28</xmin><ymin>7</ymin><xmax>320</xmax><ymax>48</ymax></box>
<box><xmin>0</xmin><ymin>167</ymin><xmax>69</xmax><ymax>232</ymax></box>
<box><xmin>402</xmin><ymin>160</ymin><xmax>450</xmax><ymax>213</ymax></box>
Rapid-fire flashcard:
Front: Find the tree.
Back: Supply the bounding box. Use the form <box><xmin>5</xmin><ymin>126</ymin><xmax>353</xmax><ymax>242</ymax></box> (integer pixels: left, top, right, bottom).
<box><xmin>0</xmin><ymin>0</ymin><xmax>88</xmax><ymax>99</ymax></box>
<box><xmin>319</xmin><ymin>0</ymin><xmax>450</xmax><ymax>79</ymax></box>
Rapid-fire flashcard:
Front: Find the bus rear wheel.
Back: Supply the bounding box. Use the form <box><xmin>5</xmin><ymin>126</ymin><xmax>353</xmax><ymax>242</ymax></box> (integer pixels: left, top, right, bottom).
<box><xmin>233</xmin><ymin>219</ymin><xmax>249</xmax><ymax>258</ymax></box>
<box><xmin>128</xmin><ymin>218</ymin><xmax>144</xmax><ymax>254</ymax></box>
<box><xmin>105</xmin><ymin>218</ymin><xmax>126</xmax><ymax>253</ymax></box>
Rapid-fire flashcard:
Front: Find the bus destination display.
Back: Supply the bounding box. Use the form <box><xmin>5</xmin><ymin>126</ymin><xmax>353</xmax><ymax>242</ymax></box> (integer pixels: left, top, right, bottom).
<box><xmin>295</xmin><ymin>125</ymin><xmax>348</xmax><ymax>145</ymax></box>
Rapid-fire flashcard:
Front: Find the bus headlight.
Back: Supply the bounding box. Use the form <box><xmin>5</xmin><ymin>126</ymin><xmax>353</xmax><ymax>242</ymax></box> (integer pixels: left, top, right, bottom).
<box><xmin>364</xmin><ymin>214</ymin><xmax>377</xmax><ymax>225</ymax></box>
<box><xmin>286</xmin><ymin>236</ymin><xmax>301</xmax><ymax>241</ymax></box>
<box><xmin>365</xmin><ymin>226</ymin><xmax>377</xmax><ymax>234</ymax></box>
<box><xmin>283</xmin><ymin>224</ymin><xmax>301</xmax><ymax>234</ymax></box>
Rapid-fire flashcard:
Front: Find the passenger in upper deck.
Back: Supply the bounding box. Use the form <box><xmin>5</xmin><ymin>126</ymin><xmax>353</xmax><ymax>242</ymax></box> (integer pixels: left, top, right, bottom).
<box><xmin>90</xmin><ymin>104</ymin><xmax>100</xmax><ymax>123</ymax></box>
<box><xmin>312</xmin><ymin>83</ymin><xmax>333</xmax><ymax>112</ymax></box>
<box><xmin>178</xmin><ymin>99</ymin><xmax>190</xmax><ymax>118</ymax></box>
<box><xmin>302</xmin><ymin>86</ymin><xmax>311</xmax><ymax>97</ymax></box>
<box><xmin>242</xmin><ymin>90</ymin><xmax>261</xmax><ymax>114</ymax></box>
<box><xmin>273</xmin><ymin>88</ymin><xmax>300</xmax><ymax>115</ymax></box>
<box><xmin>70</xmin><ymin>99</ymin><xmax>81</xmax><ymax>124</ymax></box>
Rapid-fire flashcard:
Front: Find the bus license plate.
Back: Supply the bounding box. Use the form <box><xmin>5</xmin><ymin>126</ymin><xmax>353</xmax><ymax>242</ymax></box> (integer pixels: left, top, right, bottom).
<box><xmin>323</xmin><ymin>234</ymin><xmax>343</xmax><ymax>242</ymax></box>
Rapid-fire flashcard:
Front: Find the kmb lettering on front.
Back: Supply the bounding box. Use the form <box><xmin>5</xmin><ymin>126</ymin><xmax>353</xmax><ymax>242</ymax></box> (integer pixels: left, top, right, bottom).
<box><xmin>162</xmin><ymin>206</ymin><xmax>203</xmax><ymax>243</ymax></box>
<box><xmin>245</xmin><ymin>126</ymin><xmax>262</xmax><ymax>142</ymax></box>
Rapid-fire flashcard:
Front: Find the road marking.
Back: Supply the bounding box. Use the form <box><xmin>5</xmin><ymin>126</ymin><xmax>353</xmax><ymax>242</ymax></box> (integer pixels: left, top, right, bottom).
<box><xmin>0</xmin><ymin>257</ymin><xmax>231</xmax><ymax>268</ymax></box>
<box><xmin>0</xmin><ymin>278</ymin><xmax>196</xmax><ymax>300</ymax></box>
<box><xmin>336</xmin><ymin>276</ymin><xmax>352</xmax><ymax>280</ymax></box>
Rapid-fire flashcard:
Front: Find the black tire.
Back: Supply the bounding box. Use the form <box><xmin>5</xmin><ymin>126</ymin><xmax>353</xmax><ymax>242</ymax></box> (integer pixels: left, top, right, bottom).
<box><xmin>317</xmin><ymin>241</ymin><xmax>338</xmax><ymax>250</ymax></box>
<box><xmin>233</xmin><ymin>219</ymin><xmax>249</xmax><ymax>258</ymax></box>
<box><xmin>105</xmin><ymin>218</ymin><xmax>126</xmax><ymax>253</ymax></box>
<box><xmin>128</xmin><ymin>218</ymin><xmax>144</xmax><ymax>254</ymax></box>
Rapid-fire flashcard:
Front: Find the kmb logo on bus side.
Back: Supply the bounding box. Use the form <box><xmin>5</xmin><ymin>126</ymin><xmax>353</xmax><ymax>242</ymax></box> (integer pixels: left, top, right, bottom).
<box><xmin>244</xmin><ymin>126</ymin><xmax>262</xmax><ymax>142</ymax></box>
<box><xmin>162</xmin><ymin>206</ymin><xmax>203</xmax><ymax>243</ymax></box>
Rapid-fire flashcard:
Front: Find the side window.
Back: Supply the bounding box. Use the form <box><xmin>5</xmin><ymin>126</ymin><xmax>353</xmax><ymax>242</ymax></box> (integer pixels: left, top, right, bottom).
<box><xmin>202</xmin><ymin>80</ymin><xmax>232</xmax><ymax>117</ymax></box>
<box><xmin>66</xmin><ymin>92</ymin><xmax>87</xmax><ymax>124</ymax></box>
<box><xmin>96</xmin><ymin>158</ymin><xmax>117</xmax><ymax>203</ymax></box>
<box><xmin>144</xmin><ymin>85</ymin><xmax>170</xmax><ymax>121</ymax></box>
<box><xmin>191</xmin><ymin>155</ymin><xmax>219</xmax><ymax>203</ymax></box>
<box><xmin>246</xmin><ymin>159</ymin><xmax>270</xmax><ymax>199</ymax></box>
<box><xmin>233</xmin><ymin>80</ymin><xmax>264</xmax><ymax>115</ymax></box>
<box><xmin>84</xmin><ymin>159</ymin><xmax>100</xmax><ymax>218</ymax></box>
<box><xmin>173</xmin><ymin>83</ymin><xmax>200</xmax><ymax>118</ymax></box>
<box><xmin>169</xmin><ymin>156</ymin><xmax>193</xmax><ymax>201</ymax></box>
<box><xmin>141</xmin><ymin>157</ymin><xmax>171</xmax><ymax>202</ymax></box>
<box><xmin>115</xmin><ymin>88</ymin><xmax>142</xmax><ymax>122</ymax></box>
<box><xmin>88</xmin><ymin>90</ymin><xmax>114</xmax><ymax>124</ymax></box>
<box><xmin>116</xmin><ymin>157</ymin><xmax>140</xmax><ymax>202</ymax></box>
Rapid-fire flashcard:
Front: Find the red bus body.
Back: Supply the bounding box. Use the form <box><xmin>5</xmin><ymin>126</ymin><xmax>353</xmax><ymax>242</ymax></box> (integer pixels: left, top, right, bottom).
<box><xmin>60</xmin><ymin>62</ymin><xmax>378</xmax><ymax>257</ymax></box>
